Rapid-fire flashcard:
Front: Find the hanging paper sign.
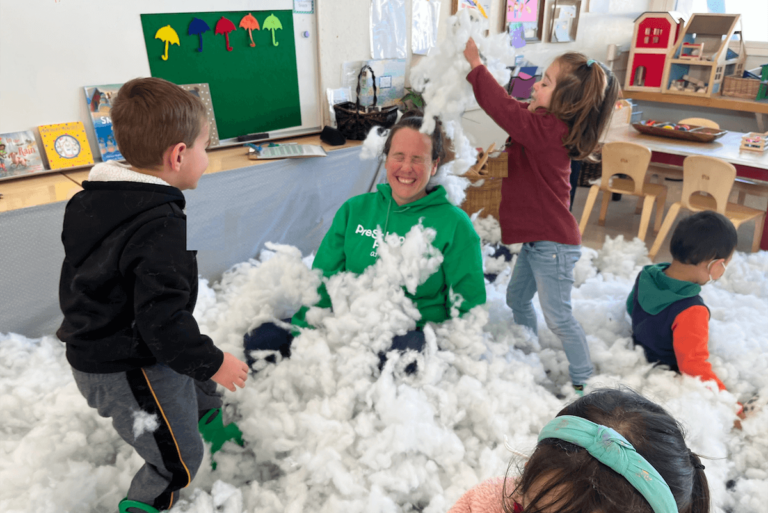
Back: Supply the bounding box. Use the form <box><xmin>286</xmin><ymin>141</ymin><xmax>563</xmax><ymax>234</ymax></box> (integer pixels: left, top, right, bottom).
<box><xmin>507</xmin><ymin>0</ymin><xmax>539</xmax><ymax>23</ymax></box>
<box><xmin>294</xmin><ymin>0</ymin><xmax>314</xmax><ymax>14</ymax></box>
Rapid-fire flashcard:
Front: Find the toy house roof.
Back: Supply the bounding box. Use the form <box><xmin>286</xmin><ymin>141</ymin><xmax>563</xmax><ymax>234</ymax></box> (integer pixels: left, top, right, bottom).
<box><xmin>686</xmin><ymin>13</ymin><xmax>739</xmax><ymax>36</ymax></box>
<box><xmin>633</xmin><ymin>11</ymin><xmax>687</xmax><ymax>24</ymax></box>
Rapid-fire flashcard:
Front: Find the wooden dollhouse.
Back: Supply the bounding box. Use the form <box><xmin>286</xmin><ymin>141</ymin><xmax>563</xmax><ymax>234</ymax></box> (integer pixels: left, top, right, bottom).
<box><xmin>661</xmin><ymin>13</ymin><xmax>745</xmax><ymax>98</ymax></box>
<box><xmin>624</xmin><ymin>11</ymin><xmax>686</xmax><ymax>93</ymax></box>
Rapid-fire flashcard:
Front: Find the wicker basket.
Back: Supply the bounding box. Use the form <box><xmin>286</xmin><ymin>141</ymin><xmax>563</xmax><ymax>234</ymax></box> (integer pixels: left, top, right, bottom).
<box><xmin>462</xmin><ymin>176</ymin><xmax>504</xmax><ymax>219</ymax></box>
<box><xmin>721</xmin><ymin>75</ymin><xmax>761</xmax><ymax>99</ymax></box>
<box><xmin>461</xmin><ymin>151</ymin><xmax>508</xmax><ymax>219</ymax></box>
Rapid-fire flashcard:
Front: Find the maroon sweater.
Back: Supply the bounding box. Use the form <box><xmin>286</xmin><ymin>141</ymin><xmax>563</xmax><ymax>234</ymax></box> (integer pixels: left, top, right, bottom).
<box><xmin>467</xmin><ymin>65</ymin><xmax>581</xmax><ymax>246</ymax></box>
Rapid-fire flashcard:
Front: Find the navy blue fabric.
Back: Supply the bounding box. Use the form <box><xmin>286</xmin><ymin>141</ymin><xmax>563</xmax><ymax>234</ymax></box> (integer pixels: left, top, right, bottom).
<box><xmin>378</xmin><ymin>330</ymin><xmax>426</xmax><ymax>375</ymax></box>
<box><xmin>243</xmin><ymin>321</ymin><xmax>293</xmax><ymax>369</ymax></box>
<box><xmin>629</xmin><ymin>273</ymin><xmax>707</xmax><ymax>371</ymax></box>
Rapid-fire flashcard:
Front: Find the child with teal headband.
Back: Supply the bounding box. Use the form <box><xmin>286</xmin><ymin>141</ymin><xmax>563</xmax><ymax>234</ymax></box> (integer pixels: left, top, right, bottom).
<box><xmin>449</xmin><ymin>389</ymin><xmax>709</xmax><ymax>513</ymax></box>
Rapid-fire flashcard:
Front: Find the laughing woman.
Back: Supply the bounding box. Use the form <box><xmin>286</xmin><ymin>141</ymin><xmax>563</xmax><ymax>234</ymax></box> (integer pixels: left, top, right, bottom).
<box><xmin>244</xmin><ymin>114</ymin><xmax>486</xmax><ymax>373</ymax></box>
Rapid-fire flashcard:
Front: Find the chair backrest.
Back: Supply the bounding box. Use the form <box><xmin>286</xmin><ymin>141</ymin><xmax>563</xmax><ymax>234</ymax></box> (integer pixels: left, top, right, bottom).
<box><xmin>681</xmin><ymin>155</ymin><xmax>736</xmax><ymax>214</ymax></box>
<box><xmin>679</xmin><ymin>117</ymin><xmax>720</xmax><ymax>129</ymax></box>
<box><xmin>600</xmin><ymin>141</ymin><xmax>652</xmax><ymax>195</ymax></box>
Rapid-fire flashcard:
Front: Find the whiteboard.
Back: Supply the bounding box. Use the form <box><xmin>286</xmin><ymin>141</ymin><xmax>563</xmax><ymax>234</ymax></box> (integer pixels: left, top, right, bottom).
<box><xmin>0</xmin><ymin>0</ymin><xmax>321</xmax><ymax>151</ymax></box>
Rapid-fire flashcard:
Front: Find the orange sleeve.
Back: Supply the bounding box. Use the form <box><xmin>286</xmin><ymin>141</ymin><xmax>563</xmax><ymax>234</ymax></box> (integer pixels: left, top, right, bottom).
<box><xmin>672</xmin><ymin>305</ymin><xmax>726</xmax><ymax>391</ymax></box>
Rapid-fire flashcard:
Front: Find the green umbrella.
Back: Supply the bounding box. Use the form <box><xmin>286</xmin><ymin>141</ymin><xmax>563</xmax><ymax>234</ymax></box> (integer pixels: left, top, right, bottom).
<box><xmin>263</xmin><ymin>14</ymin><xmax>282</xmax><ymax>47</ymax></box>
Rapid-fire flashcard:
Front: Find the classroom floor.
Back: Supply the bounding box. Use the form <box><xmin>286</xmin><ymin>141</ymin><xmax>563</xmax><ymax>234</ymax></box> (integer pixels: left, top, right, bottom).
<box><xmin>571</xmin><ymin>180</ymin><xmax>768</xmax><ymax>262</ymax></box>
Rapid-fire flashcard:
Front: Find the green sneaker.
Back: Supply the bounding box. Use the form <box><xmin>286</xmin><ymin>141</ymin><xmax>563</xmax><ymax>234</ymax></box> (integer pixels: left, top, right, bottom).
<box><xmin>118</xmin><ymin>498</ymin><xmax>160</xmax><ymax>513</ymax></box>
<box><xmin>573</xmin><ymin>384</ymin><xmax>585</xmax><ymax>397</ymax></box>
<box><xmin>198</xmin><ymin>408</ymin><xmax>244</xmax><ymax>455</ymax></box>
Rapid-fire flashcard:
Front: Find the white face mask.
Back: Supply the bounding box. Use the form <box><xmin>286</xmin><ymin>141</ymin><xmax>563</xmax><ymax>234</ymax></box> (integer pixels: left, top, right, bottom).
<box><xmin>705</xmin><ymin>259</ymin><xmax>728</xmax><ymax>285</ymax></box>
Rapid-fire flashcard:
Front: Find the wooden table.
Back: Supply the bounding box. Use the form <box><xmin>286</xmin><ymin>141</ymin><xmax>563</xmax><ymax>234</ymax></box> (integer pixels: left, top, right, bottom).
<box><xmin>0</xmin><ymin>135</ymin><xmax>361</xmax><ymax>213</ymax></box>
<box><xmin>603</xmin><ymin>125</ymin><xmax>768</xmax><ymax>250</ymax></box>
<box><xmin>622</xmin><ymin>90</ymin><xmax>768</xmax><ymax>131</ymax></box>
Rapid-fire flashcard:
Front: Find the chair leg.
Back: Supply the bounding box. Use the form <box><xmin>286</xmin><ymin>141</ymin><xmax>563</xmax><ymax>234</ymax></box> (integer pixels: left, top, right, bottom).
<box><xmin>752</xmin><ymin>214</ymin><xmax>766</xmax><ymax>253</ymax></box>
<box><xmin>634</xmin><ymin>196</ymin><xmax>644</xmax><ymax>215</ymax></box>
<box><xmin>654</xmin><ymin>187</ymin><xmax>667</xmax><ymax>233</ymax></box>
<box><xmin>649</xmin><ymin>203</ymin><xmax>681</xmax><ymax>261</ymax></box>
<box><xmin>638</xmin><ymin>195</ymin><xmax>655</xmax><ymax>242</ymax></box>
<box><xmin>579</xmin><ymin>185</ymin><xmax>600</xmax><ymax>235</ymax></box>
<box><xmin>737</xmin><ymin>190</ymin><xmax>747</xmax><ymax>205</ymax></box>
<box><xmin>598</xmin><ymin>190</ymin><xmax>611</xmax><ymax>226</ymax></box>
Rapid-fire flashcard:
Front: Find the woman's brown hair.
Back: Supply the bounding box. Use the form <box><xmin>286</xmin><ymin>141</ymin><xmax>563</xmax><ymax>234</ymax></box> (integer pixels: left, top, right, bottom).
<box><xmin>503</xmin><ymin>388</ymin><xmax>710</xmax><ymax>513</ymax></box>
<box><xmin>381</xmin><ymin>112</ymin><xmax>449</xmax><ymax>164</ymax></box>
<box><xmin>548</xmin><ymin>53</ymin><xmax>621</xmax><ymax>161</ymax></box>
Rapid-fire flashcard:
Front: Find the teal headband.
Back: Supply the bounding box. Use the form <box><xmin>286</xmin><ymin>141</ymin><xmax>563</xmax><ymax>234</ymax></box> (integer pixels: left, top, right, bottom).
<box><xmin>586</xmin><ymin>59</ymin><xmax>596</xmax><ymax>67</ymax></box>
<box><xmin>538</xmin><ymin>415</ymin><xmax>678</xmax><ymax>513</ymax></box>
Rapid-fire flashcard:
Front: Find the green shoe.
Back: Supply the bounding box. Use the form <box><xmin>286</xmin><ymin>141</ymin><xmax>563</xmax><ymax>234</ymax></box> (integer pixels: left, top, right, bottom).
<box><xmin>119</xmin><ymin>498</ymin><xmax>160</xmax><ymax>513</ymax></box>
<box><xmin>573</xmin><ymin>384</ymin><xmax>585</xmax><ymax>397</ymax></box>
<box><xmin>198</xmin><ymin>408</ymin><xmax>244</xmax><ymax>455</ymax></box>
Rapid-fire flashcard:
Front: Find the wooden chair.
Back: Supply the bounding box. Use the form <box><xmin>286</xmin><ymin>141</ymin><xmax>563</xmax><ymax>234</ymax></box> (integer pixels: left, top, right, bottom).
<box><xmin>648</xmin><ymin>155</ymin><xmax>766</xmax><ymax>260</ymax></box>
<box><xmin>579</xmin><ymin>142</ymin><xmax>667</xmax><ymax>242</ymax></box>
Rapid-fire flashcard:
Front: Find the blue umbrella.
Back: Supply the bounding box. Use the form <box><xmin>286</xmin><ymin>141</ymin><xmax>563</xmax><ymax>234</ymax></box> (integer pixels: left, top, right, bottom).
<box><xmin>189</xmin><ymin>17</ymin><xmax>211</xmax><ymax>52</ymax></box>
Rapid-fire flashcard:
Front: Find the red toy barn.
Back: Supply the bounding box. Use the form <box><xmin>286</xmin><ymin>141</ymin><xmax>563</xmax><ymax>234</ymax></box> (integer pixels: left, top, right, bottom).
<box><xmin>625</xmin><ymin>12</ymin><xmax>686</xmax><ymax>92</ymax></box>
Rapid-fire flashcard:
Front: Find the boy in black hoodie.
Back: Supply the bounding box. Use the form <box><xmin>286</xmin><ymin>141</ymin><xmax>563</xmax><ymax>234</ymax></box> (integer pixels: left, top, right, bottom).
<box><xmin>57</xmin><ymin>78</ymin><xmax>248</xmax><ymax>513</ymax></box>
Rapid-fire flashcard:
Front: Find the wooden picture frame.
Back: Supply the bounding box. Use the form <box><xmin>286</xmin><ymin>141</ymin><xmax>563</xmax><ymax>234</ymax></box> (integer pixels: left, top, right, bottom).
<box><xmin>548</xmin><ymin>0</ymin><xmax>582</xmax><ymax>43</ymax></box>
<box><xmin>506</xmin><ymin>0</ymin><xmax>545</xmax><ymax>43</ymax></box>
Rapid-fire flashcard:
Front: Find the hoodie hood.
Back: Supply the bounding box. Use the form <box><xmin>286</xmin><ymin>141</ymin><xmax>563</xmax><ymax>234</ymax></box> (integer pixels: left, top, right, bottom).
<box><xmin>62</xmin><ymin>164</ymin><xmax>184</xmax><ymax>266</ymax></box>
<box><xmin>376</xmin><ymin>183</ymin><xmax>449</xmax><ymax>212</ymax></box>
<box><xmin>636</xmin><ymin>263</ymin><xmax>702</xmax><ymax>315</ymax></box>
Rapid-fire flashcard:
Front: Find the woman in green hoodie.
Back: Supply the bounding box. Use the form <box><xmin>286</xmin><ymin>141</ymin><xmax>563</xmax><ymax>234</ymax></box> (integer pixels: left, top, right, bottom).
<box><xmin>244</xmin><ymin>114</ymin><xmax>486</xmax><ymax>373</ymax></box>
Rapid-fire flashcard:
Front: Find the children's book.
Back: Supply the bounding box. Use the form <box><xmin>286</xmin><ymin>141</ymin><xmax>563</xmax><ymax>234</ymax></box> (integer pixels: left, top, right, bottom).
<box><xmin>84</xmin><ymin>84</ymin><xmax>124</xmax><ymax>162</ymax></box>
<box><xmin>248</xmin><ymin>143</ymin><xmax>326</xmax><ymax>159</ymax></box>
<box><xmin>39</xmin><ymin>122</ymin><xmax>94</xmax><ymax>170</ymax></box>
<box><xmin>179</xmin><ymin>83</ymin><xmax>221</xmax><ymax>147</ymax></box>
<box><xmin>0</xmin><ymin>130</ymin><xmax>46</xmax><ymax>180</ymax></box>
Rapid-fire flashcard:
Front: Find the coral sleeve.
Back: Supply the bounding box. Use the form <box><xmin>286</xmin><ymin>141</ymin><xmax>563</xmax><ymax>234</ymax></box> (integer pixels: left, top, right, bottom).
<box><xmin>448</xmin><ymin>477</ymin><xmax>511</xmax><ymax>513</ymax></box>
<box><xmin>672</xmin><ymin>305</ymin><xmax>726</xmax><ymax>391</ymax></box>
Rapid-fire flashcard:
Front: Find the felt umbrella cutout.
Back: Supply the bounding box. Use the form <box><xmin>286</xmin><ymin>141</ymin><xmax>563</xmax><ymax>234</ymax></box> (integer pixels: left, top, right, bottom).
<box><xmin>263</xmin><ymin>14</ymin><xmax>282</xmax><ymax>47</ymax></box>
<box><xmin>215</xmin><ymin>16</ymin><xmax>236</xmax><ymax>51</ymax></box>
<box><xmin>189</xmin><ymin>17</ymin><xmax>211</xmax><ymax>52</ymax></box>
<box><xmin>239</xmin><ymin>13</ymin><xmax>260</xmax><ymax>47</ymax></box>
<box><xmin>155</xmin><ymin>25</ymin><xmax>180</xmax><ymax>61</ymax></box>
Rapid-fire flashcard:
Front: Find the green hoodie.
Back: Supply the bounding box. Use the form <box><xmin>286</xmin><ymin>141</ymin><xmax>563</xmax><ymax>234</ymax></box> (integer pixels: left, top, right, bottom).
<box><xmin>292</xmin><ymin>183</ymin><xmax>486</xmax><ymax>329</ymax></box>
<box><xmin>626</xmin><ymin>263</ymin><xmax>702</xmax><ymax>316</ymax></box>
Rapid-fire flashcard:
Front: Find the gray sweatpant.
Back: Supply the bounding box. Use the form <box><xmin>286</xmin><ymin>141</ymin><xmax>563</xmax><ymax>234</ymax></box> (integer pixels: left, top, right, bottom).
<box><xmin>72</xmin><ymin>364</ymin><xmax>222</xmax><ymax>510</ymax></box>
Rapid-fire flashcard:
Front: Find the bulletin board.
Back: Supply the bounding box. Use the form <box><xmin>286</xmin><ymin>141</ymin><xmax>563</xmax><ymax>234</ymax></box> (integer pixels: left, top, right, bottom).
<box><xmin>0</xmin><ymin>0</ymin><xmax>321</xmax><ymax>153</ymax></box>
<box><xmin>140</xmin><ymin>10</ymin><xmax>301</xmax><ymax>140</ymax></box>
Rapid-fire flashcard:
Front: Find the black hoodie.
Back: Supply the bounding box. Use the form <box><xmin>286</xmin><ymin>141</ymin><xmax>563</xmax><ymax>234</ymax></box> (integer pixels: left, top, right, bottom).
<box><xmin>57</xmin><ymin>179</ymin><xmax>223</xmax><ymax>382</ymax></box>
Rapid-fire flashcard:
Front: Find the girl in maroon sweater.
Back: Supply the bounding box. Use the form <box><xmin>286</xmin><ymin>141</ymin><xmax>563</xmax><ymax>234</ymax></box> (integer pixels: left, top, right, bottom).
<box><xmin>464</xmin><ymin>42</ymin><xmax>620</xmax><ymax>391</ymax></box>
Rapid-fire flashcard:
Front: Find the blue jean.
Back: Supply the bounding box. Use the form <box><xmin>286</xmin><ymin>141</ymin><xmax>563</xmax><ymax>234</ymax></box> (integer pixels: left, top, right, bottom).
<box><xmin>506</xmin><ymin>241</ymin><xmax>594</xmax><ymax>384</ymax></box>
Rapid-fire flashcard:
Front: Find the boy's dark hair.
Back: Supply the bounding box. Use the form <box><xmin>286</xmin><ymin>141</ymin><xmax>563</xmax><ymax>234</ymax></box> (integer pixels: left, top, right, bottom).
<box><xmin>504</xmin><ymin>388</ymin><xmax>709</xmax><ymax>513</ymax></box>
<box><xmin>381</xmin><ymin>112</ymin><xmax>449</xmax><ymax>164</ymax></box>
<box><xmin>670</xmin><ymin>211</ymin><xmax>737</xmax><ymax>265</ymax></box>
<box><xmin>111</xmin><ymin>77</ymin><xmax>207</xmax><ymax>169</ymax></box>
<box><xmin>548</xmin><ymin>53</ymin><xmax>621</xmax><ymax>161</ymax></box>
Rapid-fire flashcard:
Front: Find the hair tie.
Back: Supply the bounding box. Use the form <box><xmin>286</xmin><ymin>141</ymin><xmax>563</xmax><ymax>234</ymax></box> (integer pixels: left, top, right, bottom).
<box><xmin>539</xmin><ymin>416</ymin><xmax>677</xmax><ymax>513</ymax></box>
<box><xmin>586</xmin><ymin>59</ymin><xmax>596</xmax><ymax>67</ymax></box>
<box><xmin>689</xmin><ymin>450</ymin><xmax>705</xmax><ymax>470</ymax></box>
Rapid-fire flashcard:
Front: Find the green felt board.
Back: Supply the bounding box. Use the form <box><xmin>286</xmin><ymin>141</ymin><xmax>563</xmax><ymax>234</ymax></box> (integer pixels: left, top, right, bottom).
<box><xmin>141</xmin><ymin>10</ymin><xmax>301</xmax><ymax>140</ymax></box>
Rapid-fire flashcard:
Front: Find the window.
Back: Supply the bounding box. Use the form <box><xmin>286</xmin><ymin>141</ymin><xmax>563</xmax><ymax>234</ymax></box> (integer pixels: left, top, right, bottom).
<box><xmin>676</xmin><ymin>0</ymin><xmax>768</xmax><ymax>43</ymax></box>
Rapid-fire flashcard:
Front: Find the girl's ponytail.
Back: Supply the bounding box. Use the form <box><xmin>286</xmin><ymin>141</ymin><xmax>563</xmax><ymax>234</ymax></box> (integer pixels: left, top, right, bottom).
<box><xmin>687</xmin><ymin>451</ymin><xmax>710</xmax><ymax>513</ymax></box>
<box><xmin>548</xmin><ymin>53</ymin><xmax>621</xmax><ymax>161</ymax></box>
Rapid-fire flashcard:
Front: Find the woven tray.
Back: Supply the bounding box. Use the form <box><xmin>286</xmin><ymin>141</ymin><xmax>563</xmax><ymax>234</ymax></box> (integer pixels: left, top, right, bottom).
<box><xmin>631</xmin><ymin>123</ymin><xmax>727</xmax><ymax>143</ymax></box>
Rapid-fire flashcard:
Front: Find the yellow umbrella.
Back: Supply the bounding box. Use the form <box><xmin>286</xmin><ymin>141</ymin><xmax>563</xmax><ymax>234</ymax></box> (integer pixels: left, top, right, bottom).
<box><xmin>155</xmin><ymin>25</ymin><xmax>180</xmax><ymax>61</ymax></box>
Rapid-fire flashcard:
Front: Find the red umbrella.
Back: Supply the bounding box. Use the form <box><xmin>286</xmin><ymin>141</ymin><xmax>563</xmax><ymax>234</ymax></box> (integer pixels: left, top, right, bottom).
<box><xmin>215</xmin><ymin>17</ymin><xmax>236</xmax><ymax>51</ymax></box>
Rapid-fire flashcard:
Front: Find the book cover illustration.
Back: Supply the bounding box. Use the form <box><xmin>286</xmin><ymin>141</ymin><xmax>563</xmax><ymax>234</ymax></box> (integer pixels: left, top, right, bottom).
<box><xmin>39</xmin><ymin>122</ymin><xmax>94</xmax><ymax>170</ymax></box>
<box><xmin>84</xmin><ymin>84</ymin><xmax>124</xmax><ymax>162</ymax></box>
<box><xmin>0</xmin><ymin>131</ymin><xmax>45</xmax><ymax>179</ymax></box>
<box><xmin>179</xmin><ymin>83</ymin><xmax>221</xmax><ymax>147</ymax></box>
